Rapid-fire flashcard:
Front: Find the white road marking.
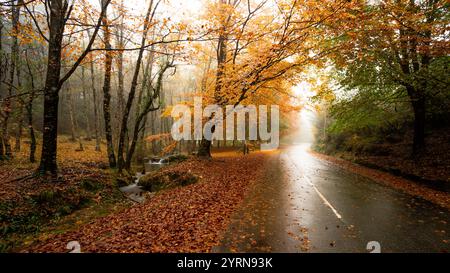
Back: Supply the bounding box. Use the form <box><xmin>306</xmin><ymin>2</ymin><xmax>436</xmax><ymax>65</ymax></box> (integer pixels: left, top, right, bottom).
<box><xmin>303</xmin><ymin>174</ymin><xmax>343</xmax><ymax>220</ymax></box>
<box><xmin>285</xmin><ymin>153</ymin><xmax>343</xmax><ymax>220</ymax></box>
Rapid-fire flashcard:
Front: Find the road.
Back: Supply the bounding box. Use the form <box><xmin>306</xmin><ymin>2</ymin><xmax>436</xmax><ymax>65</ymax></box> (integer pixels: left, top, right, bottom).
<box><xmin>216</xmin><ymin>144</ymin><xmax>450</xmax><ymax>253</ymax></box>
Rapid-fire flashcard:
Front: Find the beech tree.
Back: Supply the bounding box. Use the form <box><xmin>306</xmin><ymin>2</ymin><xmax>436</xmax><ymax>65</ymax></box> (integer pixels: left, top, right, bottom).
<box><xmin>21</xmin><ymin>0</ymin><xmax>112</xmax><ymax>176</ymax></box>
<box><xmin>329</xmin><ymin>0</ymin><xmax>449</xmax><ymax>154</ymax></box>
<box><xmin>196</xmin><ymin>0</ymin><xmax>348</xmax><ymax>156</ymax></box>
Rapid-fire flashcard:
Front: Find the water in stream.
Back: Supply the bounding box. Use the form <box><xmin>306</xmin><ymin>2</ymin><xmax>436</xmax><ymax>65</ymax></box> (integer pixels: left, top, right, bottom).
<box><xmin>119</xmin><ymin>158</ymin><xmax>168</xmax><ymax>203</ymax></box>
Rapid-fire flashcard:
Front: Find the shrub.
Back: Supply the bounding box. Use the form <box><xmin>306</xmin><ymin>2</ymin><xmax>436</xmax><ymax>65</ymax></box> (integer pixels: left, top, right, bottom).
<box><xmin>138</xmin><ymin>170</ymin><xmax>199</xmax><ymax>192</ymax></box>
<box><xmin>80</xmin><ymin>179</ymin><xmax>103</xmax><ymax>192</ymax></box>
<box><xmin>165</xmin><ymin>154</ymin><xmax>189</xmax><ymax>163</ymax></box>
<box><xmin>33</xmin><ymin>190</ymin><xmax>59</xmax><ymax>205</ymax></box>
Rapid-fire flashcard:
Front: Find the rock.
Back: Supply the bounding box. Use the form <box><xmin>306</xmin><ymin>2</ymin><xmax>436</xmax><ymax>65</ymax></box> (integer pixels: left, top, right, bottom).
<box><xmin>115</xmin><ymin>178</ymin><xmax>131</xmax><ymax>188</ymax></box>
<box><xmin>138</xmin><ymin>170</ymin><xmax>199</xmax><ymax>192</ymax></box>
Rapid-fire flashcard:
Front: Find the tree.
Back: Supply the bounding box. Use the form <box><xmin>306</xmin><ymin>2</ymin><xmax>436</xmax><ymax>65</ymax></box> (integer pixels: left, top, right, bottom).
<box><xmin>24</xmin><ymin>0</ymin><xmax>111</xmax><ymax>176</ymax></box>
<box><xmin>329</xmin><ymin>0</ymin><xmax>449</xmax><ymax>155</ymax></box>
<box><xmin>100</xmin><ymin>3</ymin><xmax>117</xmax><ymax>168</ymax></box>
<box><xmin>196</xmin><ymin>0</ymin><xmax>347</xmax><ymax>156</ymax></box>
<box><xmin>24</xmin><ymin>48</ymin><xmax>38</xmax><ymax>163</ymax></box>
<box><xmin>115</xmin><ymin>0</ymin><xmax>160</xmax><ymax>172</ymax></box>
<box><xmin>124</xmin><ymin>58</ymin><xmax>175</xmax><ymax>170</ymax></box>
<box><xmin>2</xmin><ymin>0</ymin><xmax>23</xmax><ymax>159</ymax></box>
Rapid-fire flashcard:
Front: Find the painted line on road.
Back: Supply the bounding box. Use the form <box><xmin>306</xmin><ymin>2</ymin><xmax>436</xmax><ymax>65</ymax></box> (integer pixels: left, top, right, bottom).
<box><xmin>285</xmin><ymin>153</ymin><xmax>343</xmax><ymax>220</ymax></box>
<box><xmin>304</xmin><ymin>175</ymin><xmax>343</xmax><ymax>220</ymax></box>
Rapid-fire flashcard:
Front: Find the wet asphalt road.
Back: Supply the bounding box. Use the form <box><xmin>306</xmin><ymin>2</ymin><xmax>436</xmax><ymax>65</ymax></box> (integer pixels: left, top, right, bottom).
<box><xmin>216</xmin><ymin>144</ymin><xmax>450</xmax><ymax>253</ymax></box>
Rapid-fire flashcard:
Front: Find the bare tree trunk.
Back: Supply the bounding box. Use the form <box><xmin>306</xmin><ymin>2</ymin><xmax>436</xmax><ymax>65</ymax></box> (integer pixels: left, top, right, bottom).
<box><xmin>115</xmin><ymin>0</ymin><xmax>126</xmax><ymax>129</ymax></box>
<box><xmin>89</xmin><ymin>55</ymin><xmax>101</xmax><ymax>151</ymax></box>
<box><xmin>129</xmin><ymin>44</ymin><xmax>154</xmax><ymax>167</ymax></box>
<box><xmin>81</xmin><ymin>65</ymin><xmax>92</xmax><ymax>140</ymax></box>
<box><xmin>0</xmin><ymin>13</ymin><xmax>4</xmax><ymax>160</ymax></box>
<box><xmin>117</xmin><ymin>0</ymin><xmax>155</xmax><ymax>172</ymax></box>
<box><xmin>25</xmin><ymin>51</ymin><xmax>36</xmax><ymax>163</ymax></box>
<box><xmin>14</xmin><ymin>106</ymin><xmax>24</xmax><ymax>152</ymax></box>
<box><xmin>136</xmin><ymin>117</ymin><xmax>147</xmax><ymax>163</ymax></box>
<box><xmin>38</xmin><ymin>0</ymin><xmax>65</xmax><ymax>175</ymax></box>
<box><xmin>0</xmin><ymin>134</ymin><xmax>4</xmax><ymax>160</ymax></box>
<box><xmin>124</xmin><ymin>62</ymin><xmax>171</xmax><ymax>170</ymax></box>
<box><xmin>2</xmin><ymin>1</ymin><xmax>22</xmax><ymax>159</ymax></box>
<box><xmin>130</xmin><ymin>57</ymin><xmax>152</xmax><ymax>167</ymax></box>
<box><xmin>197</xmin><ymin>3</ymin><xmax>228</xmax><ymax>157</ymax></box>
<box><xmin>14</xmin><ymin>47</ymin><xmax>24</xmax><ymax>152</ymax></box>
<box><xmin>67</xmin><ymin>87</ymin><xmax>83</xmax><ymax>150</ymax></box>
<box><xmin>101</xmin><ymin>11</ymin><xmax>117</xmax><ymax>168</ymax></box>
<box><xmin>412</xmin><ymin>96</ymin><xmax>425</xmax><ymax>154</ymax></box>
<box><xmin>67</xmin><ymin>90</ymin><xmax>77</xmax><ymax>142</ymax></box>
<box><xmin>0</xmin><ymin>16</ymin><xmax>3</xmax><ymax>89</ymax></box>
<box><xmin>406</xmin><ymin>85</ymin><xmax>426</xmax><ymax>155</ymax></box>
<box><xmin>150</xmin><ymin>111</ymin><xmax>158</xmax><ymax>155</ymax></box>
<box><xmin>27</xmin><ymin>105</ymin><xmax>36</xmax><ymax>163</ymax></box>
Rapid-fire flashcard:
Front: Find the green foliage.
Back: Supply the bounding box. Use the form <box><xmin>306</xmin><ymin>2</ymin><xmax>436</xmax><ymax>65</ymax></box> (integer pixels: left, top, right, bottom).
<box><xmin>0</xmin><ymin>179</ymin><xmax>123</xmax><ymax>250</ymax></box>
<box><xmin>315</xmin><ymin>51</ymin><xmax>450</xmax><ymax>156</ymax></box>
<box><xmin>80</xmin><ymin>179</ymin><xmax>104</xmax><ymax>192</ymax></box>
<box><xmin>138</xmin><ymin>170</ymin><xmax>199</xmax><ymax>192</ymax></box>
<box><xmin>164</xmin><ymin>154</ymin><xmax>189</xmax><ymax>163</ymax></box>
<box><xmin>114</xmin><ymin>177</ymin><xmax>131</xmax><ymax>188</ymax></box>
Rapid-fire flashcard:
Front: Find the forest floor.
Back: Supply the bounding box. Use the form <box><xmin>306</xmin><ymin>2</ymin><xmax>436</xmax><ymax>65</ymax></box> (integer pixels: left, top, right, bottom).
<box><xmin>0</xmin><ymin>137</ymin><xmax>131</xmax><ymax>252</ymax></box>
<box><xmin>0</xmin><ymin>138</ymin><xmax>272</xmax><ymax>253</ymax></box>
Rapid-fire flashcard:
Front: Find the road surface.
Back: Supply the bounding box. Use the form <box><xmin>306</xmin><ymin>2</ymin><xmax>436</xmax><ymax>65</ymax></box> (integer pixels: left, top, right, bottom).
<box><xmin>216</xmin><ymin>144</ymin><xmax>450</xmax><ymax>253</ymax></box>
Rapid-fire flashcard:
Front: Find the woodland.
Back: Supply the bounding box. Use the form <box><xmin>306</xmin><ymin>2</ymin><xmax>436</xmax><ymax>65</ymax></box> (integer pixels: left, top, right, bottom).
<box><xmin>0</xmin><ymin>0</ymin><xmax>448</xmax><ymax>253</ymax></box>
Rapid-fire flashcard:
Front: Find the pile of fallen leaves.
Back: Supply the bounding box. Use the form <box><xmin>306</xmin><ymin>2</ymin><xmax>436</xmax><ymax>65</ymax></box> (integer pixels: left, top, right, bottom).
<box><xmin>310</xmin><ymin>151</ymin><xmax>450</xmax><ymax>210</ymax></box>
<box><xmin>23</xmin><ymin>152</ymin><xmax>270</xmax><ymax>253</ymax></box>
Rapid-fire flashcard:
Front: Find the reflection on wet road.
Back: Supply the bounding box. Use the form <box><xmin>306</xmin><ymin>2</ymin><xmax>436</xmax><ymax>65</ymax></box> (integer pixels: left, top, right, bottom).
<box><xmin>217</xmin><ymin>144</ymin><xmax>450</xmax><ymax>253</ymax></box>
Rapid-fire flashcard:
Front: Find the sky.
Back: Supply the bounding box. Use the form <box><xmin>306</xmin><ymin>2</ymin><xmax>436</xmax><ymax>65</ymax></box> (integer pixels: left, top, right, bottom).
<box><xmin>121</xmin><ymin>0</ymin><xmax>203</xmax><ymax>22</ymax></box>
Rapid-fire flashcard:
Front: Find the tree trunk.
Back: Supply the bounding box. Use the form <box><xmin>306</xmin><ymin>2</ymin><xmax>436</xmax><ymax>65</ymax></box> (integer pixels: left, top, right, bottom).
<box><xmin>38</xmin><ymin>1</ymin><xmax>66</xmax><ymax>175</ymax></box>
<box><xmin>412</xmin><ymin>96</ymin><xmax>426</xmax><ymax>155</ymax></box>
<box><xmin>27</xmin><ymin>98</ymin><xmax>36</xmax><ymax>163</ymax></box>
<box><xmin>150</xmin><ymin>111</ymin><xmax>158</xmax><ymax>155</ymax></box>
<box><xmin>405</xmin><ymin>85</ymin><xmax>426</xmax><ymax>155</ymax></box>
<box><xmin>38</xmin><ymin>0</ymin><xmax>110</xmax><ymax>175</ymax></box>
<box><xmin>197</xmin><ymin>9</ymin><xmax>228</xmax><ymax>157</ymax></box>
<box><xmin>14</xmin><ymin>106</ymin><xmax>24</xmax><ymax>152</ymax></box>
<box><xmin>14</xmin><ymin>41</ymin><xmax>24</xmax><ymax>153</ymax></box>
<box><xmin>101</xmin><ymin>13</ymin><xmax>117</xmax><ymax>168</ymax></box>
<box><xmin>0</xmin><ymin>135</ymin><xmax>4</xmax><ymax>161</ymax></box>
<box><xmin>67</xmin><ymin>88</ymin><xmax>83</xmax><ymax>150</ymax></box>
<box><xmin>117</xmin><ymin>0</ymin><xmax>155</xmax><ymax>171</ymax></box>
<box><xmin>0</xmin><ymin>24</ymin><xmax>3</xmax><ymax>162</ymax></box>
<box><xmin>0</xmin><ymin>16</ymin><xmax>3</xmax><ymax>90</ymax></box>
<box><xmin>114</xmin><ymin>0</ymin><xmax>125</xmax><ymax>143</ymax></box>
<box><xmin>25</xmin><ymin>49</ymin><xmax>36</xmax><ymax>163</ymax></box>
<box><xmin>67</xmin><ymin>90</ymin><xmax>77</xmax><ymax>142</ymax></box>
<box><xmin>136</xmin><ymin>119</ymin><xmax>147</xmax><ymax>163</ymax></box>
<box><xmin>89</xmin><ymin>54</ymin><xmax>101</xmax><ymax>152</ymax></box>
<box><xmin>39</xmin><ymin>86</ymin><xmax>61</xmax><ymax>175</ymax></box>
<box><xmin>81</xmin><ymin>65</ymin><xmax>92</xmax><ymax>140</ymax></box>
<box><xmin>124</xmin><ymin>61</ymin><xmax>170</xmax><ymax>170</ymax></box>
<box><xmin>2</xmin><ymin>1</ymin><xmax>22</xmax><ymax>159</ymax></box>
<box><xmin>198</xmin><ymin>138</ymin><xmax>212</xmax><ymax>157</ymax></box>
